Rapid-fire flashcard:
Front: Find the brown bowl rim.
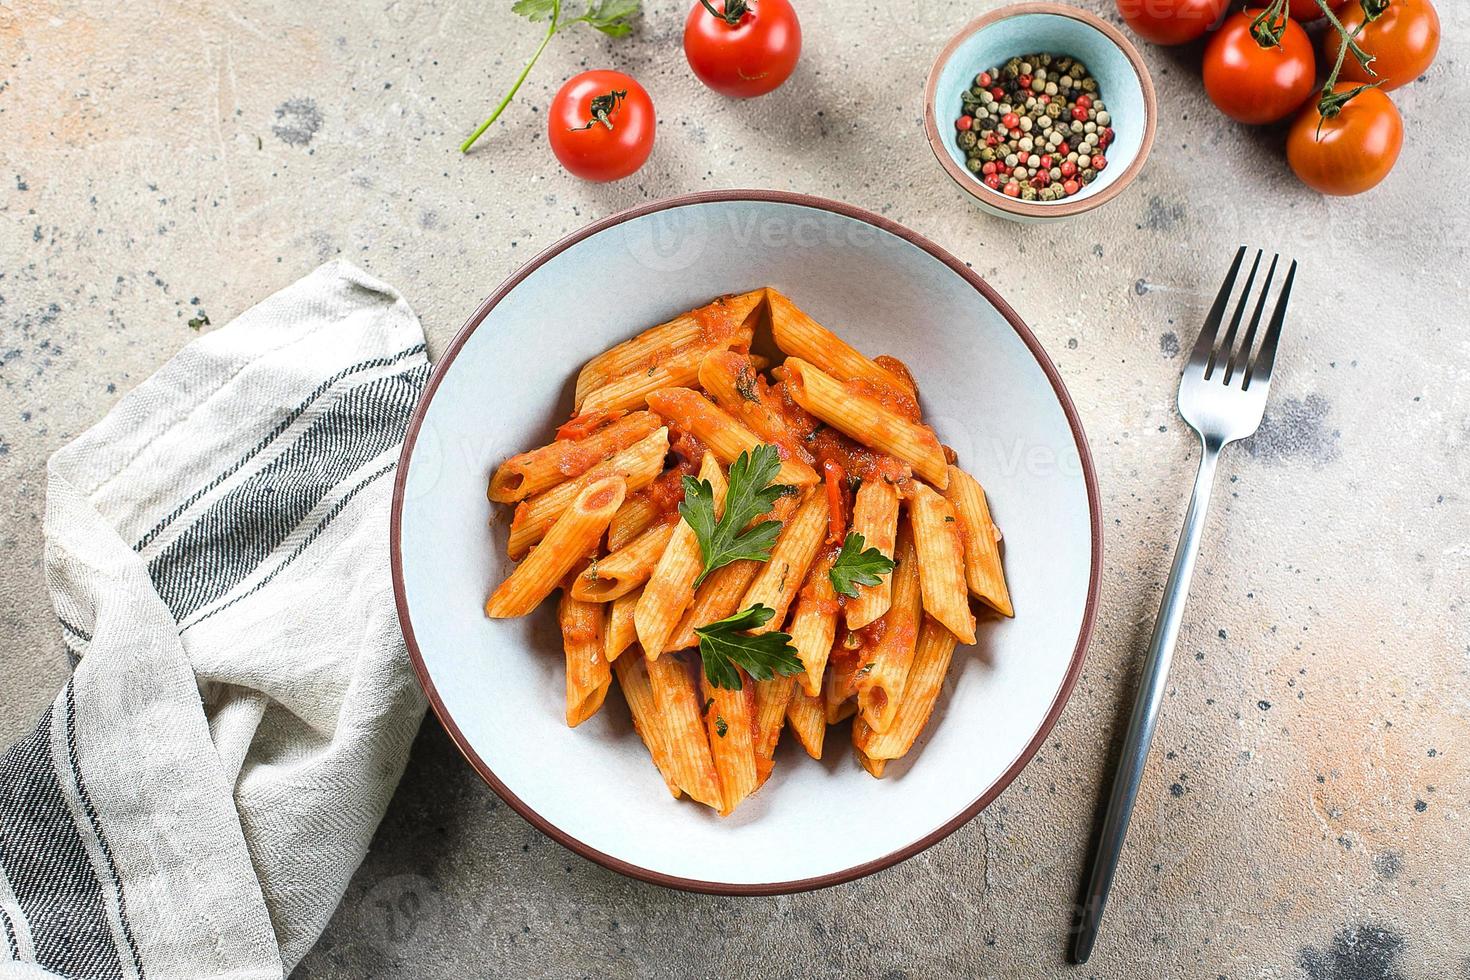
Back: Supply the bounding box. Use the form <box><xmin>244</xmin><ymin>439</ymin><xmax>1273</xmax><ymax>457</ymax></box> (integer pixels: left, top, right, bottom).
<box><xmin>923</xmin><ymin>1</ymin><xmax>1159</xmax><ymax>219</ymax></box>
<box><xmin>390</xmin><ymin>188</ymin><xmax>1103</xmax><ymax>895</ymax></box>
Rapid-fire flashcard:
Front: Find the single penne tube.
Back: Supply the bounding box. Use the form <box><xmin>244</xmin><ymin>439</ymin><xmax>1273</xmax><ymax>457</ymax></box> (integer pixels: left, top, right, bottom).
<box><xmin>788</xmin><ymin>551</ymin><xmax>839</xmax><ymax>697</ymax></box>
<box><xmin>943</xmin><ymin>464</ymin><xmax>1014</xmax><ymax>617</ymax></box>
<box><xmin>570</xmin><ymin>520</ymin><xmax>676</xmax><ymax>602</ymax></box>
<box><xmin>507</xmin><ymin>427</ymin><xmax>668</xmax><ymax>559</ymax></box>
<box><xmin>768</xmin><ymin>289</ymin><xmax>914</xmax><ymax>395</ymax></box>
<box><xmin>781</xmin><ymin>358</ymin><xmax>948</xmax><ymax>489</ymax></box>
<box><xmin>738</xmin><ymin>491</ymin><xmax>829</xmax><ymax>634</ymax></box>
<box><xmin>637</xmin><ymin>453</ymin><xmax>727</xmax><ymax>659</ymax></box>
<box><xmin>856</xmin><ymin>615</ymin><xmax>959</xmax><ymax>761</ymax></box>
<box><xmin>853</xmin><ymin>738</ymin><xmax>887</xmax><ymax>778</ymax></box>
<box><xmin>697</xmin><ymin>350</ymin><xmax>803</xmax><ymax>452</ymax></box>
<box><xmin>855</xmin><ymin>521</ymin><xmax>922</xmax><ymax>734</ymax></box>
<box><xmin>663</xmin><ymin>495</ymin><xmax>802</xmax><ymax>651</ymax></box>
<box><xmin>574</xmin><ymin>289</ymin><xmax>766</xmax><ymax>410</ymax></box>
<box><xmin>786</xmin><ymin>684</ymin><xmax>826</xmax><ymax>760</ymax></box>
<box><xmin>486</xmin><ymin>477</ymin><xmax>626</xmax><ymax>618</ymax></box>
<box><xmin>752</xmin><ymin>675</ymin><xmax>795</xmax><ymax>783</ymax></box>
<box><xmin>701</xmin><ymin>670</ymin><xmax>759</xmax><ymax>815</ymax></box>
<box><xmin>488</xmin><ymin>411</ymin><xmax>660</xmax><ymax>503</ymax></box>
<box><xmin>559</xmin><ymin>585</ymin><xmax>611</xmax><ymax>727</ymax></box>
<box><xmin>646</xmin><ymin>387</ymin><xmax>818</xmax><ymax>487</ymax></box>
<box><xmin>845</xmin><ymin>478</ymin><xmax>901</xmax><ymax>630</ymax></box>
<box><xmin>908</xmin><ymin>483</ymin><xmax>978</xmax><ymax>644</ymax></box>
<box><xmin>607</xmin><ymin>493</ymin><xmax>661</xmax><ymax>552</ymax></box>
<box><xmin>824</xmin><ymin>656</ymin><xmax>860</xmax><ymax>725</ymax></box>
<box><xmin>605</xmin><ymin>586</ymin><xmax>641</xmax><ymax>662</ymax></box>
<box><xmin>645</xmin><ymin>651</ymin><xmax>722</xmax><ymax>808</ymax></box>
<box><xmin>613</xmin><ymin>649</ymin><xmax>682</xmax><ymax>799</ymax></box>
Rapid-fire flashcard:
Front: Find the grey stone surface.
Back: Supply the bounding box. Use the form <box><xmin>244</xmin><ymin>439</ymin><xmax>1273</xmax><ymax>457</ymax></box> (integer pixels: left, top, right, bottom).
<box><xmin>3</xmin><ymin>0</ymin><xmax>1468</xmax><ymax>976</ymax></box>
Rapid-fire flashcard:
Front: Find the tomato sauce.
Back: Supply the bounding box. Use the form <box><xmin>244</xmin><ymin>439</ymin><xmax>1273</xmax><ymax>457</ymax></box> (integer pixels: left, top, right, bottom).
<box><xmin>691</xmin><ymin>294</ymin><xmax>748</xmax><ymax>347</ymax></box>
<box><xmin>555</xmin><ymin>408</ymin><xmax>625</xmax><ymax>442</ymax></box>
<box><xmin>645</xmin><ymin>423</ymin><xmax>710</xmax><ymax>516</ymax></box>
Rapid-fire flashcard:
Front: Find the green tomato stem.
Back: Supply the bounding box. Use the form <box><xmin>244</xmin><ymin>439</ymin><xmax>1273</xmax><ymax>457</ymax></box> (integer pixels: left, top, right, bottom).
<box><xmin>461</xmin><ymin>2</ymin><xmax>561</xmax><ymax>154</ymax></box>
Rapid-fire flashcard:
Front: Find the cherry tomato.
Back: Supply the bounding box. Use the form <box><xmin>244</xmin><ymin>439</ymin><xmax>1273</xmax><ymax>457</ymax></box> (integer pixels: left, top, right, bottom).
<box><xmin>1288</xmin><ymin>0</ymin><xmax>1348</xmax><ymax>21</ymax></box>
<box><xmin>1333</xmin><ymin>0</ymin><xmax>1440</xmax><ymax>90</ymax></box>
<box><xmin>1287</xmin><ymin>83</ymin><xmax>1403</xmax><ymax>195</ymax></box>
<box><xmin>683</xmin><ymin>0</ymin><xmax>801</xmax><ymax>99</ymax></box>
<box><xmin>1115</xmin><ymin>0</ymin><xmax>1229</xmax><ymax>45</ymax></box>
<box><xmin>1203</xmin><ymin>11</ymin><xmax>1316</xmax><ymax>125</ymax></box>
<box><xmin>547</xmin><ymin>71</ymin><xmax>655</xmax><ymax>182</ymax></box>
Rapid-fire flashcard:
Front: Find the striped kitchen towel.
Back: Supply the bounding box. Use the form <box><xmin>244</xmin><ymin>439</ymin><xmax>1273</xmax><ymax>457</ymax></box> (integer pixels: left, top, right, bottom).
<box><xmin>0</xmin><ymin>261</ymin><xmax>429</xmax><ymax>979</ymax></box>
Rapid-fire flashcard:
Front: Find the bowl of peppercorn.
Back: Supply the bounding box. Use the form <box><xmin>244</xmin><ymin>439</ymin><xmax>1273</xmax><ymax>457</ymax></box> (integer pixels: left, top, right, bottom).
<box><xmin>925</xmin><ymin>2</ymin><xmax>1157</xmax><ymax>222</ymax></box>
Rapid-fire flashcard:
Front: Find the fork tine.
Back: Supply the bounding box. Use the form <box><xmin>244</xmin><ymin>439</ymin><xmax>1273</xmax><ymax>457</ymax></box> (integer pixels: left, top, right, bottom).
<box><xmin>1225</xmin><ymin>253</ymin><xmax>1278</xmax><ymax>385</ymax></box>
<box><xmin>1189</xmin><ymin>246</ymin><xmax>1247</xmax><ymax>368</ymax></box>
<box><xmin>1207</xmin><ymin>249</ymin><xmax>1261</xmax><ymax>379</ymax></box>
<box><xmin>1244</xmin><ymin>259</ymin><xmax>1296</xmax><ymax>391</ymax></box>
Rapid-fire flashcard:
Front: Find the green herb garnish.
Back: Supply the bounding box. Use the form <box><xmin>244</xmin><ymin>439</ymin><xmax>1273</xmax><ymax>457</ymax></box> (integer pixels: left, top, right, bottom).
<box><xmin>681</xmin><ymin>444</ymin><xmax>788</xmax><ymax>587</ymax></box>
<box><xmin>828</xmin><ymin>532</ymin><xmax>896</xmax><ymax>599</ymax></box>
<box><xmin>694</xmin><ymin>604</ymin><xmax>803</xmax><ymax>691</ymax></box>
<box><xmin>715</xmin><ymin>717</ymin><xmax>728</xmax><ymax>738</ymax></box>
<box><xmin>460</xmin><ymin>0</ymin><xmax>640</xmax><ymax>153</ymax></box>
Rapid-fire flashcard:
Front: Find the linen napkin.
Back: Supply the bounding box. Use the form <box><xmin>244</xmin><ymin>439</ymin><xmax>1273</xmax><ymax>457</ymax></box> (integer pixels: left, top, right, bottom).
<box><xmin>0</xmin><ymin>261</ymin><xmax>429</xmax><ymax>979</ymax></box>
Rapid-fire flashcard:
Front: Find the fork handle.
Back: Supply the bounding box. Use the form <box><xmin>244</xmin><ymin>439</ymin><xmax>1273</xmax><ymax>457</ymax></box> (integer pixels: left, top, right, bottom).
<box><xmin>1071</xmin><ymin>437</ymin><xmax>1222</xmax><ymax>964</ymax></box>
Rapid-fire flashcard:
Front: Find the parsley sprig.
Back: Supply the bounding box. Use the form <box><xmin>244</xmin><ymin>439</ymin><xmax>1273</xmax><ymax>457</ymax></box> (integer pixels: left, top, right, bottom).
<box><xmin>828</xmin><ymin>531</ymin><xmax>896</xmax><ymax>598</ymax></box>
<box><xmin>695</xmin><ymin>604</ymin><xmax>803</xmax><ymax>691</ymax></box>
<box><xmin>460</xmin><ymin>0</ymin><xmax>641</xmax><ymax>153</ymax></box>
<box><xmin>681</xmin><ymin>444</ymin><xmax>789</xmax><ymax>587</ymax></box>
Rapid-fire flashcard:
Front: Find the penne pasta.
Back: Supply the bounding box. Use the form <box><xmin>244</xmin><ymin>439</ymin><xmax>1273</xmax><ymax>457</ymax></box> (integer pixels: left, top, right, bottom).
<box><xmin>570</xmin><ymin>520</ymin><xmax>676</xmax><ymax>602</ymax></box>
<box><xmin>853</xmin><ymin>738</ymin><xmax>887</xmax><ymax>778</ymax></box>
<box><xmin>701</xmin><ymin>670</ymin><xmax>759</xmax><ymax>815</ymax></box>
<box><xmin>645</xmin><ymin>651</ymin><xmax>722</xmax><ymax>808</ymax></box>
<box><xmin>845</xmin><ymin>478</ymin><xmax>901</xmax><ymax>630</ymax></box>
<box><xmin>486</xmin><ymin>477</ymin><xmax>626</xmax><ymax>618</ymax></box>
<box><xmin>854</xmin><ymin>615</ymin><xmax>959</xmax><ymax>761</ymax></box>
<box><xmin>613</xmin><ymin>649</ymin><xmax>682</xmax><ymax>799</ymax></box>
<box><xmin>559</xmin><ymin>584</ymin><xmax>611</xmax><ymax>727</ymax></box>
<box><xmin>788</xmin><ymin>551</ymin><xmax>840</xmax><ymax>697</ymax></box>
<box><xmin>646</xmin><ymin>387</ymin><xmax>818</xmax><ymax>488</ymax></box>
<box><xmin>507</xmin><ymin>427</ymin><xmax>668</xmax><ymax>559</ymax></box>
<box><xmin>780</xmin><ymin>358</ymin><xmax>949</xmax><ymax>488</ymax></box>
<box><xmin>637</xmin><ymin>453</ymin><xmax>726</xmax><ymax>659</ymax></box>
<box><xmin>908</xmin><ymin>483</ymin><xmax>978</xmax><ymax>644</ymax></box>
<box><xmin>489</xmin><ymin>411</ymin><xmax>660</xmax><ymax>503</ymax></box>
<box><xmin>574</xmin><ymin>289</ymin><xmax>766</xmax><ymax>410</ymax></box>
<box><xmin>738</xmin><ymin>491</ymin><xmax>829</xmax><ymax>633</ymax></box>
<box><xmin>855</xmin><ymin>520</ymin><xmax>922</xmax><ymax>734</ymax></box>
<box><xmin>944</xmin><ymin>464</ymin><xmax>1014</xmax><ymax>617</ymax></box>
<box><xmin>698</xmin><ymin>350</ymin><xmax>805</xmax><ymax>456</ymax></box>
<box><xmin>768</xmin><ymin>289</ymin><xmax>915</xmax><ymax>396</ymax></box>
<box><xmin>823</xmin><ymin>649</ymin><xmax>861</xmax><ymax>724</ymax></box>
<box><xmin>752</xmin><ymin>675</ymin><xmax>795</xmax><ymax>783</ymax></box>
<box><xmin>607</xmin><ymin>492</ymin><xmax>662</xmax><ymax>552</ymax></box>
<box><xmin>786</xmin><ymin>684</ymin><xmax>826</xmax><ymax>759</ymax></box>
<box><xmin>605</xmin><ymin>586</ymin><xmax>641</xmax><ymax>663</ymax></box>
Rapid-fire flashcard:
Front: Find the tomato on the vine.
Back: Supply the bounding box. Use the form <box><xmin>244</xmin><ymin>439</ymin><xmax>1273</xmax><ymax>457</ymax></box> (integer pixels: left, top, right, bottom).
<box><xmin>1287</xmin><ymin>83</ymin><xmax>1403</xmax><ymax>195</ymax></box>
<box><xmin>1115</xmin><ymin>0</ymin><xmax>1229</xmax><ymax>45</ymax></box>
<box><xmin>1333</xmin><ymin>0</ymin><xmax>1440</xmax><ymax>91</ymax></box>
<box><xmin>1203</xmin><ymin>11</ymin><xmax>1316</xmax><ymax>125</ymax></box>
<box><xmin>1287</xmin><ymin>0</ymin><xmax>1348</xmax><ymax>21</ymax></box>
<box><xmin>683</xmin><ymin>0</ymin><xmax>802</xmax><ymax>98</ymax></box>
<box><xmin>547</xmin><ymin>71</ymin><xmax>655</xmax><ymax>182</ymax></box>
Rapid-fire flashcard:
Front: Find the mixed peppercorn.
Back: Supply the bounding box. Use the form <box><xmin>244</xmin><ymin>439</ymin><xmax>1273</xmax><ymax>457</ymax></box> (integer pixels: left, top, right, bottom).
<box><xmin>953</xmin><ymin>52</ymin><xmax>1114</xmax><ymax>203</ymax></box>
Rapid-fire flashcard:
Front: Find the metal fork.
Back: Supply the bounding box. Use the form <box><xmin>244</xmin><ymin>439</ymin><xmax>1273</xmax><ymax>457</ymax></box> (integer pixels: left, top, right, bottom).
<box><xmin>1071</xmin><ymin>247</ymin><xmax>1297</xmax><ymax>964</ymax></box>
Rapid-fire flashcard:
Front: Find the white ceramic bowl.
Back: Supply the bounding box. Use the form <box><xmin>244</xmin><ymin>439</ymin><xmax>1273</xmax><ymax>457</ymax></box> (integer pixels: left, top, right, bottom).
<box><xmin>391</xmin><ymin>191</ymin><xmax>1101</xmax><ymax>894</ymax></box>
<box><xmin>925</xmin><ymin>2</ymin><xmax>1157</xmax><ymax>223</ymax></box>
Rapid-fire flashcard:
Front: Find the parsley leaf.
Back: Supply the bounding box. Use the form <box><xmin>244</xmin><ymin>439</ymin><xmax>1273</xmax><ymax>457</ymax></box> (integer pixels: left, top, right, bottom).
<box><xmin>680</xmin><ymin>444</ymin><xmax>789</xmax><ymax>587</ymax></box>
<box><xmin>510</xmin><ymin>0</ymin><xmax>557</xmax><ymax>19</ymax></box>
<box><xmin>715</xmin><ymin>717</ymin><xmax>728</xmax><ymax>737</ymax></box>
<box><xmin>571</xmin><ymin>0</ymin><xmax>639</xmax><ymax>35</ymax></box>
<box><xmin>828</xmin><ymin>532</ymin><xmax>896</xmax><ymax>598</ymax></box>
<box><xmin>695</xmin><ymin>604</ymin><xmax>804</xmax><ymax>691</ymax></box>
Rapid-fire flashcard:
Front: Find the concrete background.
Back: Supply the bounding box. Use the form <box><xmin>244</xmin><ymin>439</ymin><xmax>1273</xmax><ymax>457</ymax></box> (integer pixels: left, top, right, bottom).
<box><xmin>3</xmin><ymin>0</ymin><xmax>1468</xmax><ymax>976</ymax></box>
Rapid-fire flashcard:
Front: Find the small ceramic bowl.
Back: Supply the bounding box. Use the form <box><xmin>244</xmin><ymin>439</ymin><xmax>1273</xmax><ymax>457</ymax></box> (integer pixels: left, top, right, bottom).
<box><xmin>925</xmin><ymin>2</ymin><xmax>1157</xmax><ymax>223</ymax></box>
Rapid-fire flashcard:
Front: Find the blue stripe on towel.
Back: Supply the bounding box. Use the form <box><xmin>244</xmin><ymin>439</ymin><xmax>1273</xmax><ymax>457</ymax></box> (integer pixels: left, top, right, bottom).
<box><xmin>0</xmin><ymin>700</ymin><xmax>122</xmax><ymax>979</ymax></box>
<box><xmin>147</xmin><ymin>361</ymin><xmax>428</xmax><ymax>621</ymax></box>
